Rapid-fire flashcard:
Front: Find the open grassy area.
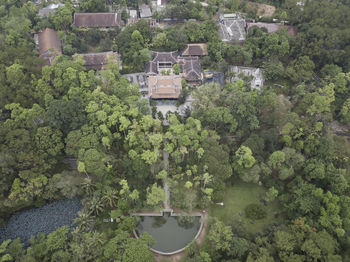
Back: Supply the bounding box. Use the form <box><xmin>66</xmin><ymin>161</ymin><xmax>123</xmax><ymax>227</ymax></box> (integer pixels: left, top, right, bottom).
<box><xmin>209</xmin><ymin>181</ymin><xmax>284</xmax><ymax>234</ymax></box>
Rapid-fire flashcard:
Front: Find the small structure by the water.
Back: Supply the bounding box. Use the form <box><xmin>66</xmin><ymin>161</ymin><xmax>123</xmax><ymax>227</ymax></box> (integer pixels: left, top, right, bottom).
<box><xmin>131</xmin><ymin>210</ymin><xmax>204</xmax><ymax>255</ymax></box>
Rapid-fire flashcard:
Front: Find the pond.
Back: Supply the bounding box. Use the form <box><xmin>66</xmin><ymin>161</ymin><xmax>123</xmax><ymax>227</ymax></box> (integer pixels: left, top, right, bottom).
<box><xmin>134</xmin><ymin>212</ymin><xmax>202</xmax><ymax>254</ymax></box>
<box><xmin>0</xmin><ymin>199</ymin><xmax>82</xmax><ymax>244</ymax></box>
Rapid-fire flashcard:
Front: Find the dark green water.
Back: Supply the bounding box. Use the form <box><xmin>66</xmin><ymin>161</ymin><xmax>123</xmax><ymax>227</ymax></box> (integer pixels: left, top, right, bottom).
<box><xmin>135</xmin><ymin>214</ymin><xmax>201</xmax><ymax>253</ymax></box>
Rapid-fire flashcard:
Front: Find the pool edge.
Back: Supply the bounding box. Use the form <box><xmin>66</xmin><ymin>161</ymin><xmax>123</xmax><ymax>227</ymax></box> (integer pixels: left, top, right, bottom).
<box><xmin>131</xmin><ymin>211</ymin><xmax>205</xmax><ymax>256</ymax></box>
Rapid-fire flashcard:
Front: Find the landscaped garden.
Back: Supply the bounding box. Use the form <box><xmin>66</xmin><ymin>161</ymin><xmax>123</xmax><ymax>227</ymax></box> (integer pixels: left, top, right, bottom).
<box><xmin>209</xmin><ymin>181</ymin><xmax>284</xmax><ymax>233</ymax></box>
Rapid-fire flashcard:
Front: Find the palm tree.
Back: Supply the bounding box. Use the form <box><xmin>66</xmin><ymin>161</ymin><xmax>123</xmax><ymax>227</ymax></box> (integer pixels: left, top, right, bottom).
<box><xmin>101</xmin><ymin>187</ymin><xmax>119</xmax><ymax>208</ymax></box>
<box><xmin>88</xmin><ymin>194</ymin><xmax>104</xmax><ymax>215</ymax></box>
<box><xmin>74</xmin><ymin>210</ymin><xmax>95</xmax><ymax>232</ymax></box>
<box><xmin>81</xmin><ymin>178</ymin><xmax>95</xmax><ymax>196</ymax></box>
<box><xmin>85</xmin><ymin>231</ymin><xmax>105</xmax><ymax>248</ymax></box>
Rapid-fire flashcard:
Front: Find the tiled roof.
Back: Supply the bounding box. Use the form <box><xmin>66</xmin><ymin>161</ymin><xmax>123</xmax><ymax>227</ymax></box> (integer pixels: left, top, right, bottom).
<box><xmin>75</xmin><ymin>52</ymin><xmax>118</xmax><ymax>70</ymax></box>
<box><xmin>38</xmin><ymin>28</ymin><xmax>62</xmax><ymax>65</ymax></box>
<box><xmin>145</xmin><ymin>51</ymin><xmax>178</xmax><ymax>74</ymax></box>
<box><xmin>247</xmin><ymin>22</ymin><xmax>297</xmax><ymax>36</ymax></box>
<box><xmin>178</xmin><ymin>57</ymin><xmax>202</xmax><ymax>82</ymax></box>
<box><xmin>73</xmin><ymin>13</ymin><xmax>122</xmax><ymax>28</ymax></box>
<box><xmin>182</xmin><ymin>43</ymin><xmax>208</xmax><ymax>56</ymax></box>
<box><xmin>148</xmin><ymin>75</ymin><xmax>182</xmax><ymax>99</ymax></box>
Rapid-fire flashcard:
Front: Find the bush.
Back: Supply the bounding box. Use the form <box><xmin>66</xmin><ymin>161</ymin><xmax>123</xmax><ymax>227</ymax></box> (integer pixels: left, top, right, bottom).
<box><xmin>244</xmin><ymin>203</ymin><xmax>266</xmax><ymax>220</ymax></box>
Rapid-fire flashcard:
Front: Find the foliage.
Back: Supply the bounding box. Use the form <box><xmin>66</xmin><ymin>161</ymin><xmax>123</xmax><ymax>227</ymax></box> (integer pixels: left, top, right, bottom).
<box><xmin>245</xmin><ymin>203</ymin><xmax>267</xmax><ymax>220</ymax></box>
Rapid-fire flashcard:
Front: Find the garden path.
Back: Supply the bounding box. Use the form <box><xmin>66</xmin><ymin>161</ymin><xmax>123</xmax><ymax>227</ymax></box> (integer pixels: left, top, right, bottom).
<box><xmin>163</xmin><ymin>150</ymin><xmax>170</xmax><ymax>209</ymax></box>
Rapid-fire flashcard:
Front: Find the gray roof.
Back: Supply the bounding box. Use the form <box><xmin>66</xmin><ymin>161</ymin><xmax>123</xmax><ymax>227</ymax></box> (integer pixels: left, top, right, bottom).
<box><xmin>38</xmin><ymin>3</ymin><xmax>64</xmax><ymax>17</ymax></box>
<box><xmin>218</xmin><ymin>14</ymin><xmax>247</xmax><ymax>42</ymax></box>
<box><xmin>145</xmin><ymin>51</ymin><xmax>179</xmax><ymax>74</ymax></box>
<box><xmin>139</xmin><ymin>4</ymin><xmax>152</xmax><ymax>18</ymax></box>
<box><xmin>129</xmin><ymin>9</ymin><xmax>138</xmax><ymax>18</ymax></box>
<box><xmin>178</xmin><ymin>57</ymin><xmax>202</xmax><ymax>82</ymax></box>
<box><xmin>228</xmin><ymin>66</ymin><xmax>264</xmax><ymax>89</ymax></box>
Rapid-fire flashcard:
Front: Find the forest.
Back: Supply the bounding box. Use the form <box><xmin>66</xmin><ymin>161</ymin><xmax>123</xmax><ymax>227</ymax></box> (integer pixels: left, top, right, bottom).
<box><xmin>0</xmin><ymin>0</ymin><xmax>350</xmax><ymax>261</ymax></box>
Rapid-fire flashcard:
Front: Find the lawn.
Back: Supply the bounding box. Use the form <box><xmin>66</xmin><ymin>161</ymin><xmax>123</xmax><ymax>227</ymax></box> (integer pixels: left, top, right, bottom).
<box><xmin>209</xmin><ymin>181</ymin><xmax>284</xmax><ymax>234</ymax></box>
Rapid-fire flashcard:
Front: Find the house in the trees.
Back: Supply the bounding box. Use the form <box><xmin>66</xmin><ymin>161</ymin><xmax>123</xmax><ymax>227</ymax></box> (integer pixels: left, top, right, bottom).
<box><xmin>181</xmin><ymin>43</ymin><xmax>208</xmax><ymax>57</ymax></box>
<box><xmin>38</xmin><ymin>28</ymin><xmax>62</xmax><ymax>65</ymax></box>
<box><xmin>148</xmin><ymin>75</ymin><xmax>182</xmax><ymax>99</ymax></box>
<box><xmin>127</xmin><ymin>9</ymin><xmax>138</xmax><ymax>24</ymax></box>
<box><xmin>218</xmin><ymin>13</ymin><xmax>247</xmax><ymax>43</ymax></box>
<box><xmin>139</xmin><ymin>4</ymin><xmax>152</xmax><ymax>19</ymax></box>
<box><xmin>228</xmin><ymin>66</ymin><xmax>264</xmax><ymax>90</ymax></box>
<box><xmin>145</xmin><ymin>51</ymin><xmax>203</xmax><ymax>87</ymax></box>
<box><xmin>247</xmin><ymin>22</ymin><xmax>297</xmax><ymax>36</ymax></box>
<box><xmin>72</xmin><ymin>13</ymin><xmax>123</xmax><ymax>28</ymax></box>
<box><xmin>74</xmin><ymin>52</ymin><xmax>120</xmax><ymax>70</ymax></box>
<box><xmin>178</xmin><ymin>57</ymin><xmax>203</xmax><ymax>86</ymax></box>
<box><xmin>152</xmin><ymin>0</ymin><xmax>167</xmax><ymax>11</ymax></box>
<box><xmin>145</xmin><ymin>51</ymin><xmax>179</xmax><ymax>75</ymax></box>
<box><xmin>38</xmin><ymin>3</ymin><xmax>64</xmax><ymax>17</ymax></box>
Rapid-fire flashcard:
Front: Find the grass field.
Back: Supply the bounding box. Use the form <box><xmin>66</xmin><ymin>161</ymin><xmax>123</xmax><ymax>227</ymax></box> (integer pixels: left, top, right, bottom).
<box><xmin>209</xmin><ymin>181</ymin><xmax>284</xmax><ymax>234</ymax></box>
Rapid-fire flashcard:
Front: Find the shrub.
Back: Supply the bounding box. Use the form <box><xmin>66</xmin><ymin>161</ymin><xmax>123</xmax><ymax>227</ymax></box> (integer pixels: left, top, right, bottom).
<box><xmin>244</xmin><ymin>203</ymin><xmax>266</xmax><ymax>220</ymax></box>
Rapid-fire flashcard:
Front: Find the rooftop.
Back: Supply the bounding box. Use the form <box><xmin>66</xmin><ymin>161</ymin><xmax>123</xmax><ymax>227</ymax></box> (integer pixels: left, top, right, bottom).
<box><xmin>129</xmin><ymin>9</ymin><xmax>138</xmax><ymax>19</ymax></box>
<box><xmin>139</xmin><ymin>4</ymin><xmax>152</xmax><ymax>18</ymax></box>
<box><xmin>145</xmin><ymin>51</ymin><xmax>179</xmax><ymax>74</ymax></box>
<box><xmin>228</xmin><ymin>66</ymin><xmax>264</xmax><ymax>90</ymax></box>
<box><xmin>73</xmin><ymin>13</ymin><xmax>122</xmax><ymax>28</ymax></box>
<box><xmin>218</xmin><ymin>14</ymin><xmax>247</xmax><ymax>42</ymax></box>
<box><xmin>74</xmin><ymin>52</ymin><xmax>119</xmax><ymax>70</ymax></box>
<box><xmin>38</xmin><ymin>3</ymin><xmax>64</xmax><ymax>17</ymax></box>
<box><xmin>148</xmin><ymin>75</ymin><xmax>182</xmax><ymax>99</ymax></box>
<box><xmin>38</xmin><ymin>28</ymin><xmax>62</xmax><ymax>65</ymax></box>
<box><xmin>181</xmin><ymin>43</ymin><xmax>208</xmax><ymax>57</ymax></box>
<box><xmin>178</xmin><ymin>57</ymin><xmax>202</xmax><ymax>83</ymax></box>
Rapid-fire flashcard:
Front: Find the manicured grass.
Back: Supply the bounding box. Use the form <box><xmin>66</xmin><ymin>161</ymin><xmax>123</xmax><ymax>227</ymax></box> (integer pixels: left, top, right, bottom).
<box><xmin>209</xmin><ymin>181</ymin><xmax>284</xmax><ymax>234</ymax></box>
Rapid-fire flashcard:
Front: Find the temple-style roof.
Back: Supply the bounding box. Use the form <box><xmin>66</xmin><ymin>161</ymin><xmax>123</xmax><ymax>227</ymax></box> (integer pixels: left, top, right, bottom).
<box><xmin>145</xmin><ymin>51</ymin><xmax>179</xmax><ymax>74</ymax></box>
<box><xmin>74</xmin><ymin>52</ymin><xmax>118</xmax><ymax>70</ymax></box>
<box><xmin>38</xmin><ymin>28</ymin><xmax>62</xmax><ymax>65</ymax></box>
<box><xmin>178</xmin><ymin>57</ymin><xmax>202</xmax><ymax>83</ymax></box>
<box><xmin>182</xmin><ymin>43</ymin><xmax>208</xmax><ymax>57</ymax></box>
<box><xmin>73</xmin><ymin>13</ymin><xmax>122</xmax><ymax>28</ymax></box>
<box><xmin>148</xmin><ymin>75</ymin><xmax>182</xmax><ymax>99</ymax></box>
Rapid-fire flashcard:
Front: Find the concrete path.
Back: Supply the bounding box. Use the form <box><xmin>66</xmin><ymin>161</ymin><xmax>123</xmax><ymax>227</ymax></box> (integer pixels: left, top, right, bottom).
<box><xmin>163</xmin><ymin>150</ymin><xmax>170</xmax><ymax>209</ymax></box>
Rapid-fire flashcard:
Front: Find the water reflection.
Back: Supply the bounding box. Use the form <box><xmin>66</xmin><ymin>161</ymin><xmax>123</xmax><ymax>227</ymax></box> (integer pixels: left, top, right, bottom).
<box><xmin>135</xmin><ymin>214</ymin><xmax>201</xmax><ymax>253</ymax></box>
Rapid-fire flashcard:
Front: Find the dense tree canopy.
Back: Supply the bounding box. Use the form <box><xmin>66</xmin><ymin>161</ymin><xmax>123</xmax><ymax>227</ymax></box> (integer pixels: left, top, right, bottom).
<box><xmin>0</xmin><ymin>0</ymin><xmax>350</xmax><ymax>261</ymax></box>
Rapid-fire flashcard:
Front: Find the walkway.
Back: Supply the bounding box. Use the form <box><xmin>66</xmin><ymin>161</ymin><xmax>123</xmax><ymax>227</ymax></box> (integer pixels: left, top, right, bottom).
<box><xmin>163</xmin><ymin>150</ymin><xmax>170</xmax><ymax>209</ymax></box>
